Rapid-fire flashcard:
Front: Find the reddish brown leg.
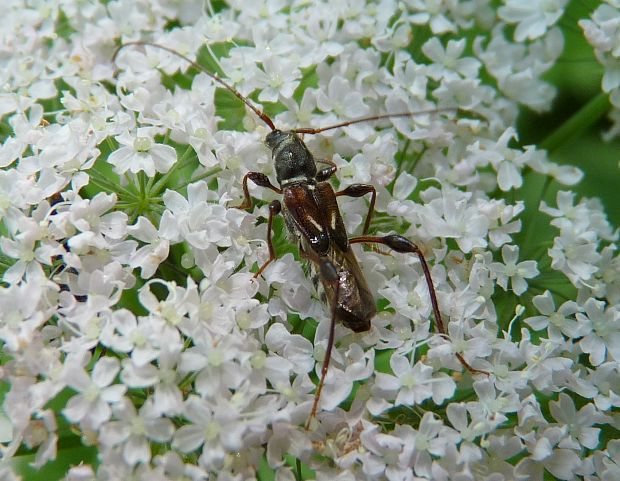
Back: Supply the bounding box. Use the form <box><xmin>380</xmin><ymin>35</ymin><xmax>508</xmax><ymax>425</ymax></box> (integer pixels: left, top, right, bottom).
<box><xmin>234</xmin><ymin>172</ymin><xmax>282</xmax><ymax>210</ymax></box>
<box><xmin>253</xmin><ymin>200</ymin><xmax>282</xmax><ymax>279</ymax></box>
<box><xmin>315</xmin><ymin>158</ymin><xmax>338</xmax><ymax>182</ymax></box>
<box><xmin>305</xmin><ymin>258</ymin><xmax>341</xmax><ymax>430</ymax></box>
<box><xmin>336</xmin><ymin>184</ymin><xmax>377</xmax><ymax>235</ymax></box>
<box><xmin>349</xmin><ymin>234</ymin><xmax>488</xmax><ymax>376</ymax></box>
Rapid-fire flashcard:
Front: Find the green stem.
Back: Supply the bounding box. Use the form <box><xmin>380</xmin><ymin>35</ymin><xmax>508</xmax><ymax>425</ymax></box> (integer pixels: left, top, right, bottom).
<box><xmin>88</xmin><ymin>175</ymin><xmax>135</xmax><ymax>199</ymax></box>
<box><xmin>139</xmin><ymin>172</ymin><xmax>146</xmax><ymax>197</ymax></box>
<box><xmin>295</xmin><ymin>458</ymin><xmax>302</xmax><ymax>481</ymax></box>
<box><xmin>124</xmin><ymin>173</ymin><xmax>142</xmax><ymax>196</ymax></box>
<box><xmin>87</xmin><ymin>166</ymin><xmax>130</xmax><ymax>195</ymax></box>
<box><xmin>151</xmin><ymin>145</ymin><xmax>195</xmax><ymax>196</ymax></box>
<box><xmin>540</xmin><ymin>92</ymin><xmax>610</xmax><ymax>153</ymax></box>
<box><xmin>187</xmin><ymin>166</ymin><xmax>222</xmax><ymax>186</ymax></box>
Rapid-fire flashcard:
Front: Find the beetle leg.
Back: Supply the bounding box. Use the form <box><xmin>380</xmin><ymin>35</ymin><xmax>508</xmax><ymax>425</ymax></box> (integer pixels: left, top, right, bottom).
<box><xmin>315</xmin><ymin>158</ymin><xmax>338</xmax><ymax>182</ymax></box>
<box><xmin>336</xmin><ymin>184</ymin><xmax>377</xmax><ymax>235</ymax></box>
<box><xmin>234</xmin><ymin>172</ymin><xmax>282</xmax><ymax>210</ymax></box>
<box><xmin>253</xmin><ymin>200</ymin><xmax>282</xmax><ymax>279</ymax></box>
<box><xmin>304</xmin><ymin>256</ymin><xmax>341</xmax><ymax>430</ymax></box>
<box><xmin>349</xmin><ymin>234</ymin><xmax>488</xmax><ymax>376</ymax></box>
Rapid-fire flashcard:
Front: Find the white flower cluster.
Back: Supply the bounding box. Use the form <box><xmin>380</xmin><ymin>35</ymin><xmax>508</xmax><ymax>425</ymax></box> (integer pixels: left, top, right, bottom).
<box><xmin>580</xmin><ymin>0</ymin><xmax>620</xmax><ymax>140</ymax></box>
<box><xmin>0</xmin><ymin>1</ymin><xmax>617</xmax><ymax>481</ymax></box>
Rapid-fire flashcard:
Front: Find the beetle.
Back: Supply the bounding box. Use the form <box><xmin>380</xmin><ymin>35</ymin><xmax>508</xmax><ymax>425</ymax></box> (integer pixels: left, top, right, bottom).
<box><xmin>113</xmin><ymin>42</ymin><xmax>487</xmax><ymax>428</ymax></box>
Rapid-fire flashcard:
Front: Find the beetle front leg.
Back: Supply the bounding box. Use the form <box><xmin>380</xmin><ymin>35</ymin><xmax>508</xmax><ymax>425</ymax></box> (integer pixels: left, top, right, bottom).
<box><xmin>349</xmin><ymin>234</ymin><xmax>488</xmax><ymax>376</ymax></box>
<box><xmin>234</xmin><ymin>172</ymin><xmax>282</xmax><ymax>210</ymax></box>
<box><xmin>314</xmin><ymin>158</ymin><xmax>338</xmax><ymax>182</ymax></box>
<box><xmin>336</xmin><ymin>184</ymin><xmax>376</xmax><ymax>235</ymax></box>
<box><xmin>254</xmin><ymin>200</ymin><xmax>282</xmax><ymax>279</ymax></box>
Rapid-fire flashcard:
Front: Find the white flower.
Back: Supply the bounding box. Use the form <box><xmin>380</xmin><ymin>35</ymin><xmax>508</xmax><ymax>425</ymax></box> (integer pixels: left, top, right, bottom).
<box><xmin>373</xmin><ymin>353</ymin><xmax>456</xmax><ymax>408</ymax></box>
<box><xmin>580</xmin><ymin>4</ymin><xmax>620</xmax><ymax>55</ymax></box>
<box><xmin>499</xmin><ymin>0</ymin><xmax>568</xmax><ymax>41</ymax></box>
<box><xmin>265</xmin><ymin>319</ymin><xmax>314</xmax><ymax>375</ymax></box>
<box><xmin>399</xmin><ymin>412</ymin><xmax>460</xmax><ymax>479</ymax></box>
<box><xmin>474</xmin><ymin>26</ymin><xmax>562</xmax><ymax>110</ymax></box>
<box><xmin>67</xmin><ymin>192</ymin><xmax>128</xmax><ymax>249</ymax></box>
<box><xmin>120</xmin><ymin>346</ymin><xmax>185</xmax><ymax>415</ymax></box>
<box><xmin>0</xmin><ymin>208</ymin><xmax>57</xmax><ymax>284</ymax></box>
<box><xmin>255</xmin><ymin>55</ymin><xmax>301</xmax><ymax>102</ymax></box>
<box><xmin>422</xmin><ymin>37</ymin><xmax>481</xmax><ymax>80</ymax></box>
<box><xmin>601</xmin><ymin>439</ymin><xmax>620</xmax><ymax>481</ymax></box>
<box><xmin>427</xmin><ymin>321</ymin><xmax>493</xmax><ymax>373</ymax></box>
<box><xmin>0</xmin><ymin>277</ymin><xmax>52</xmax><ymax>351</ymax></box>
<box><xmin>472</xmin><ymin>434</ymin><xmax>524</xmax><ymax>480</ymax></box>
<box><xmin>549</xmin><ymin>393</ymin><xmax>608</xmax><ymax>450</ymax></box>
<box><xmin>99</xmin><ymin>397</ymin><xmax>174</xmax><ymax>466</ymax></box>
<box><xmin>172</xmin><ymin>395</ymin><xmax>246</xmax><ymax>471</ymax></box>
<box><xmin>316</xmin><ymin>75</ymin><xmax>370</xmax><ymax>119</ymax></box>
<box><xmin>491</xmin><ymin>245</ymin><xmax>539</xmax><ymax>295</ymax></box>
<box><xmin>418</xmin><ymin>187</ymin><xmax>490</xmax><ymax>253</ymax></box>
<box><xmin>577</xmin><ymin>298</ymin><xmax>620</xmax><ymax>366</ymax></box>
<box><xmin>446</xmin><ymin>402</ymin><xmax>491</xmax><ymax>444</ymax></box>
<box><xmin>359</xmin><ymin>421</ymin><xmax>407</xmax><ymax>480</ymax></box>
<box><xmin>127</xmin><ymin>216</ymin><xmax>170</xmax><ymax>279</ymax></box>
<box><xmin>62</xmin><ymin>357</ymin><xmax>126</xmax><ymax>430</ymax></box>
<box><xmin>519</xmin><ymin>330</ymin><xmax>572</xmax><ymax>390</ymax></box>
<box><xmin>99</xmin><ymin>309</ymin><xmax>160</xmax><ymax>366</ymax></box>
<box><xmin>518</xmin><ymin>424</ymin><xmax>585</xmax><ymax>480</ymax></box>
<box><xmin>108</xmin><ymin>128</ymin><xmax>176</xmax><ymax>176</ymax></box>
<box><xmin>22</xmin><ymin>410</ymin><xmax>58</xmax><ymax>469</ymax></box>
<box><xmin>372</xmin><ymin>23</ymin><xmax>412</xmax><ymax>53</ymax></box>
<box><xmin>580</xmin><ymin>1</ymin><xmax>620</xmax><ymax>135</ymax></box>
<box><xmin>159</xmin><ymin>182</ymin><xmax>237</xmax><ymax>250</ymax></box>
<box><xmin>525</xmin><ymin>290</ymin><xmax>583</xmax><ymax>339</ymax></box>
<box><xmin>548</xmin><ymin>229</ymin><xmax>602</xmax><ymax>286</ymax></box>
<box><xmin>404</xmin><ymin>0</ymin><xmax>458</xmax><ymax>34</ymax></box>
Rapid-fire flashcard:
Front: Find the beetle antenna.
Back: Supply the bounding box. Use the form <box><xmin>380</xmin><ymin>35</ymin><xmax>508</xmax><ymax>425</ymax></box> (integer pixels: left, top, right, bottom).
<box><xmin>112</xmin><ymin>41</ymin><xmax>277</xmax><ymax>131</ymax></box>
<box><xmin>290</xmin><ymin>108</ymin><xmax>459</xmax><ymax>135</ymax></box>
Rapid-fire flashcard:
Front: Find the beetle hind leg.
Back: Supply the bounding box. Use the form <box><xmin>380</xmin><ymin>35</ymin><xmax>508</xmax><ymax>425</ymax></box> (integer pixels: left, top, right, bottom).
<box><xmin>349</xmin><ymin>234</ymin><xmax>488</xmax><ymax>376</ymax></box>
<box><xmin>305</xmin><ymin>257</ymin><xmax>341</xmax><ymax>430</ymax></box>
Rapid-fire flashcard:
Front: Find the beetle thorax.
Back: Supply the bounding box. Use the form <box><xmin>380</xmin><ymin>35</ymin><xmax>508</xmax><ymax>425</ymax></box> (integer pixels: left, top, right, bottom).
<box><xmin>266</xmin><ymin>130</ymin><xmax>317</xmax><ymax>185</ymax></box>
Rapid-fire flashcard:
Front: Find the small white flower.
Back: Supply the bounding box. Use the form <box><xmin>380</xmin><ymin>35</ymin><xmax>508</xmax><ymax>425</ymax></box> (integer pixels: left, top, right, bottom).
<box><xmin>491</xmin><ymin>245</ymin><xmax>539</xmax><ymax>295</ymax></box>
<box><xmin>372</xmin><ymin>24</ymin><xmax>412</xmax><ymax>53</ymax></box>
<box><xmin>418</xmin><ymin>187</ymin><xmax>490</xmax><ymax>253</ymax></box>
<box><xmin>422</xmin><ymin>37</ymin><xmax>481</xmax><ymax>80</ymax></box>
<box><xmin>99</xmin><ymin>397</ymin><xmax>174</xmax><ymax>466</ymax></box>
<box><xmin>549</xmin><ymin>393</ymin><xmax>608</xmax><ymax>450</ymax></box>
<box><xmin>62</xmin><ymin>357</ymin><xmax>126</xmax><ymax>429</ymax></box>
<box><xmin>316</xmin><ymin>75</ymin><xmax>370</xmax><ymax>121</ymax></box>
<box><xmin>519</xmin><ymin>425</ymin><xmax>582</xmax><ymax>480</ymax></box>
<box><xmin>172</xmin><ymin>395</ymin><xmax>247</xmax><ymax>471</ymax></box>
<box><xmin>499</xmin><ymin>0</ymin><xmax>568</xmax><ymax>41</ymax></box>
<box><xmin>524</xmin><ymin>290</ymin><xmax>583</xmax><ymax>339</ymax></box>
<box><xmin>359</xmin><ymin>421</ymin><xmax>406</xmax><ymax>479</ymax></box>
<box><xmin>519</xmin><ymin>330</ymin><xmax>572</xmax><ymax>390</ymax></box>
<box><xmin>405</xmin><ymin>0</ymin><xmax>458</xmax><ymax>34</ymax></box>
<box><xmin>127</xmin><ymin>216</ymin><xmax>170</xmax><ymax>279</ymax></box>
<box><xmin>399</xmin><ymin>412</ymin><xmax>459</xmax><ymax>479</ymax></box>
<box><xmin>108</xmin><ymin>128</ymin><xmax>176</xmax><ymax>176</ymax></box>
<box><xmin>601</xmin><ymin>439</ymin><xmax>620</xmax><ymax>481</ymax></box>
<box><xmin>23</xmin><ymin>410</ymin><xmax>58</xmax><ymax>469</ymax></box>
<box><xmin>373</xmin><ymin>353</ymin><xmax>456</xmax><ymax>408</ymax></box>
<box><xmin>577</xmin><ymin>298</ymin><xmax>620</xmax><ymax>366</ymax></box>
<box><xmin>255</xmin><ymin>55</ymin><xmax>301</xmax><ymax>102</ymax></box>
<box><xmin>121</xmin><ymin>346</ymin><xmax>185</xmax><ymax>415</ymax></box>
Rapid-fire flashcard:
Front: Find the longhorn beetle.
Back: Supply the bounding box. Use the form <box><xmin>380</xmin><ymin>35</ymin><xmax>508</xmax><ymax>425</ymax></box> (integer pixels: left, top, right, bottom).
<box><xmin>113</xmin><ymin>42</ymin><xmax>487</xmax><ymax>429</ymax></box>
